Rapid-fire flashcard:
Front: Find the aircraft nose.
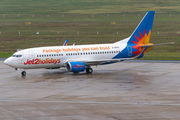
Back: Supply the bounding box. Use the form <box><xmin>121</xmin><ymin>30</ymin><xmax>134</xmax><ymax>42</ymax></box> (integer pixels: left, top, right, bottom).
<box><xmin>4</xmin><ymin>58</ymin><xmax>12</xmax><ymax>66</ymax></box>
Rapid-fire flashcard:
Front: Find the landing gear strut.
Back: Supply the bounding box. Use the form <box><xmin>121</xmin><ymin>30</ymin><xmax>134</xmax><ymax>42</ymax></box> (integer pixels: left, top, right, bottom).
<box><xmin>21</xmin><ymin>71</ymin><xmax>26</xmax><ymax>76</ymax></box>
<box><xmin>86</xmin><ymin>68</ymin><xmax>93</xmax><ymax>74</ymax></box>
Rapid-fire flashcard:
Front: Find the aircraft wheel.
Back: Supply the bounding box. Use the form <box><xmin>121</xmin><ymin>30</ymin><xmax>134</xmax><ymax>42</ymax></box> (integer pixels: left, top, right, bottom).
<box><xmin>86</xmin><ymin>68</ymin><xmax>93</xmax><ymax>74</ymax></box>
<box><xmin>21</xmin><ymin>71</ymin><xmax>26</xmax><ymax>76</ymax></box>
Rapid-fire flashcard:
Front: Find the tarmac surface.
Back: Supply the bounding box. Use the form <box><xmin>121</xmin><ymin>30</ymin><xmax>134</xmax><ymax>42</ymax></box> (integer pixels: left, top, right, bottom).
<box><xmin>1</xmin><ymin>60</ymin><xmax>180</xmax><ymax>120</ymax></box>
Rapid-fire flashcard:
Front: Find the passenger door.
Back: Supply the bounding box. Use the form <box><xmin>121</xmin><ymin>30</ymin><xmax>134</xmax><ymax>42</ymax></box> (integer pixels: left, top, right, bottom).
<box><xmin>29</xmin><ymin>51</ymin><xmax>35</xmax><ymax>60</ymax></box>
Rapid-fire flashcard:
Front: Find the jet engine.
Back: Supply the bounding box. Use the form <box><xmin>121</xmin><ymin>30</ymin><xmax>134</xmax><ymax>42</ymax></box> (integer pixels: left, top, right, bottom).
<box><xmin>66</xmin><ymin>62</ymin><xmax>86</xmax><ymax>72</ymax></box>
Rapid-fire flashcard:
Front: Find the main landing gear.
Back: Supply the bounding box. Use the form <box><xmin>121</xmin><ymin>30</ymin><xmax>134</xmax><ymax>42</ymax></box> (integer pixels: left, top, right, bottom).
<box><xmin>73</xmin><ymin>68</ymin><xmax>93</xmax><ymax>74</ymax></box>
<box><xmin>21</xmin><ymin>71</ymin><xmax>26</xmax><ymax>76</ymax></box>
<box><xmin>86</xmin><ymin>67</ymin><xmax>93</xmax><ymax>74</ymax></box>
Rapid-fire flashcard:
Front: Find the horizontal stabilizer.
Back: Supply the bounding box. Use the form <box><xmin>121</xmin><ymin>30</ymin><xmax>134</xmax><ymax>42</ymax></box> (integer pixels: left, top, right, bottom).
<box><xmin>141</xmin><ymin>42</ymin><xmax>175</xmax><ymax>47</ymax></box>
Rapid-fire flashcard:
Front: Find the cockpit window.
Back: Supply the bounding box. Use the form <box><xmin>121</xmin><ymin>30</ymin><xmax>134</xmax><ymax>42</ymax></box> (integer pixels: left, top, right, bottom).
<box><xmin>12</xmin><ymin>55</ymin><xmax>22</xmax><ymax>58</ymax></box>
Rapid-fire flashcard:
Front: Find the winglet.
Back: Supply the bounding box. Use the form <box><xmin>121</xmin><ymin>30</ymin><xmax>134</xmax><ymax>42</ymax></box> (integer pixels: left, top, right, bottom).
<box><xmin>63</xmin><ymin>39</ymin><xmax>68</xmax><ymax>46</ymax></box>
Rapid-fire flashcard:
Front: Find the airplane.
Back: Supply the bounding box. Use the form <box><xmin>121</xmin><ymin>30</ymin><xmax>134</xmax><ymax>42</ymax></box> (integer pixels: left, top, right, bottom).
<box><xmin>4</xmin><ymin>11</ymin><xmax>174</xmax><ymax>76</ymax></box>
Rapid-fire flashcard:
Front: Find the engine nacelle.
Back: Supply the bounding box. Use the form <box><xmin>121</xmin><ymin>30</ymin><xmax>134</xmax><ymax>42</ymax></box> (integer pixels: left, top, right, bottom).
<box><xmin>66</xmin><ymin>62</ymin><xmax>86</xmax><ymax>72</ymax></box>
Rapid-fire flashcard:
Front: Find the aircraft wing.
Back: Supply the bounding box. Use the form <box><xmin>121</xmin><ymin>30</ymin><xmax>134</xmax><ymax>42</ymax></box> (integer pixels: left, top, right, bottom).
<box><xmin>67</xmin><ymin>58</ymin><xmax>134</xmax><ymax>66</ymax></box>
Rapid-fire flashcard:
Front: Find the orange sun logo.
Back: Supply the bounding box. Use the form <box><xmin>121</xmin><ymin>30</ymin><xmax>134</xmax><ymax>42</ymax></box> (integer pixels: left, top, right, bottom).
<box><xmin>131</xmin><ymin>30</ymin><xmax>151</xmax><ymax>56</ymax></box>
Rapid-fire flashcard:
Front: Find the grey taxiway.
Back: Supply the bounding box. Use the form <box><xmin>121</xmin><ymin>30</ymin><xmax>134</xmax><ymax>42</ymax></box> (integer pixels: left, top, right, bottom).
<box><xmin>0</xmin><ymin>60</ymin><xmax>180</xmax><ymax>120</ymax></box>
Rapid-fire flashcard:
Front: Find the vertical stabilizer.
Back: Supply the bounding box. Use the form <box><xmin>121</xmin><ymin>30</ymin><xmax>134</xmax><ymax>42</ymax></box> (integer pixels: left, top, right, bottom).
<box><xmin>114</xmin><ymin>11</ymin><xmax>155</xmax><ymax>45</ymax></box>
<box><xmin>128</xmin><ymin>11</ymin><xmax>155</xmax><ymax>45</ymax></box>
<box><xmin>113</xmin><ymin>11</ymin><xmax>155</xmax><ymax>59</ymax></box>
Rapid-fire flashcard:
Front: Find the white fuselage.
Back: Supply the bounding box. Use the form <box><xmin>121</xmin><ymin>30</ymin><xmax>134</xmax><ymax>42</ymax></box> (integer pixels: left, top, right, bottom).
<box><xmin>4</xmin><ymin>43</ymin><xmax>128</xmax><ymax>69</ymax></box>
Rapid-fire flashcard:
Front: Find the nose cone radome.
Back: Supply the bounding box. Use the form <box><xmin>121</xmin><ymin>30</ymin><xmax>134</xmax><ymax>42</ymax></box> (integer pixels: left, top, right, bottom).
<box><xmin>4</xmin><ymin>58</ymin><xmax>12</xmax><ymax>66</ymax></box>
